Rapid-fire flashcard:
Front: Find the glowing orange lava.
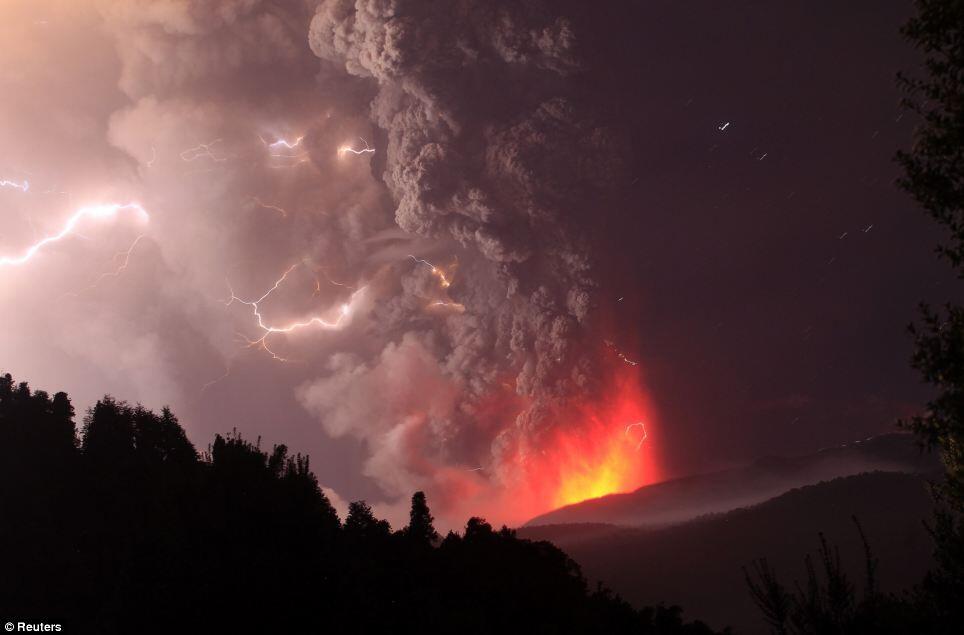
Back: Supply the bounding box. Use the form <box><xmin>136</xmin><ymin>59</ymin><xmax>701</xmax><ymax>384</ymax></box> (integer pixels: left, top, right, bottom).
<box><xmin>550</xmin><ymin>421</ymin><xmax>649</xmax><ymax>508</ymax></box>
<box><xmin>544</xmin><ymin>372</ymin><xmax>658</xmax><ymax>508</ymax></box>
<box><xmin>490</xmin><ymin>369</ymin><xmax>660</xmax><ymax>525</ymax></box>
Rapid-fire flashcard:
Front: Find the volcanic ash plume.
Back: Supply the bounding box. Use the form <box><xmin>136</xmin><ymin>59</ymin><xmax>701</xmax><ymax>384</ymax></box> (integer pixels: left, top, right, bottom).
<box><xmin>0</xmin><ymin>0</ymin><xmax>654</xmax><ymax>527</ymax></box>
<box><xmin>303</xmin><ymin>0</ymin><xmax>651</xmax><ymax>522</ymax></box>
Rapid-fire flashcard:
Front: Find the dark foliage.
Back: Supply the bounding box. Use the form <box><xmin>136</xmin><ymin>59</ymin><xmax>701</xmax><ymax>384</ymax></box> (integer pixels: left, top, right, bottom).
<box><xmin>895</xmin><ymin>0</ymin><xmax>964</xmax><ymax>628</ymax></box>
<box><xmin>896</xmin><ymin>0</ymin><xmax>964</xmax><ymax>271</ymax></box>
<box><xmin>0</xmin><ymin>373</ymin><xmax>723</xmax><ymax>634</ymax></box>
<box><xmin>524</xmin><ymin>471</ymin><xmax>935</xmax><ymax>633</ymax></box>
<box><xmin>743</xmin><ymin>519</ymin><xmax>932</xmax><ymax>634</ymax></box>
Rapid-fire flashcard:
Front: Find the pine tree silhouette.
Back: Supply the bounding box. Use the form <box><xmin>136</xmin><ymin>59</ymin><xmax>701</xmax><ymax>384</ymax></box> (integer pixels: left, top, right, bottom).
<box><xmin>1</xmin><ymin>372</ymin><xmax>728</xmax><ymax>634</ymax></box>
<box><xmin>405</xmin><ymin>491</ymin><xmax>439</xmax><ymax>546</ymax></box>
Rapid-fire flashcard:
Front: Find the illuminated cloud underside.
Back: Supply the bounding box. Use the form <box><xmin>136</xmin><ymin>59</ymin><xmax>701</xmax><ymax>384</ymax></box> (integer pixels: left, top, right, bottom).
<box><xmin>0</xmin><ymin>0</ymin><xmax>658</xmax><ymax>527</ymax></box>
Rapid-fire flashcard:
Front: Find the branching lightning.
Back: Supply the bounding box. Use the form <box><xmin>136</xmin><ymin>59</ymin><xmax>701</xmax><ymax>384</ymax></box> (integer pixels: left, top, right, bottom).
<box><xmin>0</xmin><ymin>203</ymin><xmax>149</xmax><ymax>267</ymax></box>
<box><xmin>262</xmin><ymin>135</ymin><xmax>305</xmax><ymax>150</ymax></box>
<box><xmin>64</xmin><ymin>234</ymin><xmax>148</xmax><ymax>297</ymax></box>
<box><xmin>409</xmin><ymin>254</ymin><xmax>463</xmax><ymax>315</ymax></box>
<box><xmin>408</xmin><ymin>254</ymin><xmax>452</xmax><ymax>288</ymax></box>
<box><xmin>260</xmin><ymin>135</ymin><xmax>311</xmax><ymax>169</ymax></box>
<box><xmin>180</xmin><ymin>139</ymin><xmax>229</xmax><ymax>163</ymax></box>
<box><xmin>338</xmin><ymin>137</ymin><xmax>375</xmax><ymax>157</ymax></box>
<box><xmin>225</xmin><ymin>264</ymin><xmax>365</xmax><ymax>362</ymax></box>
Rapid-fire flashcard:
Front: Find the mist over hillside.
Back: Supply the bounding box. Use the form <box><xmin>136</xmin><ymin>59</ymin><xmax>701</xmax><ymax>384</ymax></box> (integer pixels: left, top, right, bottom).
<box><xmin>525</xmin><ymin>433</ymin><xmax>939</xmax><ymax>528</ymax></box>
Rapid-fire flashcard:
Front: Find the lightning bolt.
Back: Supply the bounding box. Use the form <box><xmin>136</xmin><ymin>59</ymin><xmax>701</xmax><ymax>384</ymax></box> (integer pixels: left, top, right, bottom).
<box><xmin>409</xmin><ymin>255</ymin><xmax>462</xmax><ymax>315</ymax></box>
<box><xmin>314</xmin><ymin>268</ymin><xmax>356</xmax><ymax>292</ymax></box>
<box><xmin>0</xmin><ymin>203</ymin><xmax>149</xmax><ymax>267</ymax></box>
<box><xmin>260</xmin><ymin>135</ymin><xmax>311</xmax><ymax>169</ymax></box>
<box><xmin>63</xmin><ymin>234</ymin><xmax>148</xmax><ymax>297</ymax></box>
<box><xmin>1</xmin><ymin>179</ymin><xmax>29</xmax><ymax>192</ymax></box>
<box><xmin>225</xmin><ymin>263</ymin><xmax>365</xmax><ymax>362</ymax></box>
<box><xmin>250</xmin><ymin>196</ymin><xmax>288</xmax><ymax>218</ymax></box>
<box><xmin>199</xmin><ymin>362</ymin><xmax>234</xmax><ymax>395</ymax></box>
<box><xmin>624</xmin><ymin>422</ymin><xmax>648</xmax><ymax>451</ymax></box>
<box><xmin>261</xmin><ymin>135</ymin><xmax>305</xmax><ymax>150</ymax></box>
<box><xmin>180</xmin><ymin>139</ymin><xmax>229</xmax><ymax>163</ymax></box>
<box><xmin>337</xmin><ymin>137</ymin><xmax>375</xmax><ymax>157</ymax></box>
<box><xmin>408</xmin><ymin>254</ymin><xmax>452</xmax><ymax>288</ymax></box>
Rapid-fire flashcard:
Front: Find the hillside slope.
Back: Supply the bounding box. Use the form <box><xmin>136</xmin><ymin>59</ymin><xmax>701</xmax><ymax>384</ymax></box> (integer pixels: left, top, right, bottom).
<box><xmin>526</xmin><ymin>433</ymin><xmax>938</xmax><ymax>528</ymax></box>
<box><xmin>520</xmin><ymin>471</ymin><xmax>936</xmax><ymax>634</ymax></box>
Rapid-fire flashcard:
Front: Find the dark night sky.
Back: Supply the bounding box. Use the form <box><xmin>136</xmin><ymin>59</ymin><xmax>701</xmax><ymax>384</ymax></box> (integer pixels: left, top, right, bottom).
<box><xmin>609</xmin><ymin>1</ymin><xmax>954</xmax><ymax>475</ymax></box>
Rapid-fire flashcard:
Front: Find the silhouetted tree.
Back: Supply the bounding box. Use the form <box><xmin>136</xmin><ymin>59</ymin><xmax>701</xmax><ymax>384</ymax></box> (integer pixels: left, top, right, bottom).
<box><xmin>81</xmin><ymin>396</ymin><xmax>135</xmax><ymax>464</ymax></box>
<box><xmin>745</xmin><ymin>558</ymin><xmax>793</xmax><ymax>634</ymax></box>
<box><xmin>344</xmin><ymin>500</ymin><xmax>392</xmax><ymax>539</ymax></box>
<box><xmin>896</xmin><ymin>0</ymin><xmax>964</xmax><ymax>627</ymax></box>
<box><xmin>744</xmin><ymin>519</ymin><xmax>926</xmax><ymax>634</ymax></box>
<box><xmin>0</xmin><ymin>374</ymin><xmax>76</xmax><ymax>465</ymax></box>
<box><xmin>133</xmin><ymin>406</ymin><xmax>197</xmax><ymax>466</ymax></box>
<box><xmin>405</xmin><ymin>490</ymin><xmax>439</xmax><ymax>545</ymax></box>
<box><xmin>1</xmin><ymin>371</ymin><xmax>726</xmax><ymax>634</ymax></box>
<box><xmin>50</xmin><ymin>392</ymin><xmax>76</xmax><ymax>448</ymax></box>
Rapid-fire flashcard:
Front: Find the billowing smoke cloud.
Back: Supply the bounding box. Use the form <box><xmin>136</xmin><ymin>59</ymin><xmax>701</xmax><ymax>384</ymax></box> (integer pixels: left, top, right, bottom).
<box><xmin>302</xmin><ymin>0</ymin><xmax>631</xmax><ymax>507</ymax></box>
<box><xmin>0</xmin><ymin>0</ymin><xmax>638</xmax><ymax>526</ymax></box>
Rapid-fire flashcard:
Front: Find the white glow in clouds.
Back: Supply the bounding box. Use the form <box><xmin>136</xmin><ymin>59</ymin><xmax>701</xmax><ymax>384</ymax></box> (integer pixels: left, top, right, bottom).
<box><xmin>0</xmin><ymin>203</ymin><xmax>149</xmax><ymax>267</ymax></box>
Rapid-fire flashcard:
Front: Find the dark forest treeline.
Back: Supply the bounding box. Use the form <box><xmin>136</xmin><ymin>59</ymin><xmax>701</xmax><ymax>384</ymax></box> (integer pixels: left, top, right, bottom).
<box><xmin>0</xmin><ymin>373</ymin><xmax>724</xmax><ymax>635</ymax></box>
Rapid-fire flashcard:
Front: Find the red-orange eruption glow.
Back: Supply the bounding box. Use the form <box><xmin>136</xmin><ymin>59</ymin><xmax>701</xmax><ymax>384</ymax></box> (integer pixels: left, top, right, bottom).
<box><xmin>544</xmin><ymin>375</ymin><xmax>658</xmax><ymax>509</ymax></box>
<box><xmin>487</xmin><ymin>369</ymin><xmax>661</xmax><ymax>525</ymax></box>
